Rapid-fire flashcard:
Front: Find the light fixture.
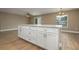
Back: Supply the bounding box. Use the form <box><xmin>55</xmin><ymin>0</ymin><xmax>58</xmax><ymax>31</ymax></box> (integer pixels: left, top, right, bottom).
<box><xmin>25</xmin><ymin>13</ymin><xmax>30</xmax><ymax>17</ymax></box>
<box><xmin>58</xmin><ymin>8</ymin><xmax>65</xmax><ymax>16</ymax></box>
<box><xmin>25</xmin><ymin>13</ymin><xmax>33</xmax><ymax>18</ymax></box>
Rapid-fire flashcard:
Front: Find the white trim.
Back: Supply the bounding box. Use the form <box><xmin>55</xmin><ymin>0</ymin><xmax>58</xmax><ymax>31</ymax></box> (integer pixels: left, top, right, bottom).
<box><xmin>61</xmin><ymin>30</ymin><xmax>79</xmax><ymax>34</ymax></box>
<box><xmin>0</xmin><ymin>28</ymin><xmax>17</xmax><ymax>32</ymax></box>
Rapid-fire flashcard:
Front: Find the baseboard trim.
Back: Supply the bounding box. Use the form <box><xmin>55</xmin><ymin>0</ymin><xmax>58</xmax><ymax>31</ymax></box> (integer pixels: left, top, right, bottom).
<box><xmin>0</xmin><ymin>28</ymin><xmax>17</xmax><ymax>32</ymax></box>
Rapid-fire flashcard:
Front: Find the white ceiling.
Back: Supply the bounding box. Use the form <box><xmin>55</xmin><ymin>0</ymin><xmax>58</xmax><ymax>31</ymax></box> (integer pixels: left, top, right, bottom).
<box><xmin>0</xmin><ymin>8</ymin><xmax>75</xmax><ymax>16</ymax></box>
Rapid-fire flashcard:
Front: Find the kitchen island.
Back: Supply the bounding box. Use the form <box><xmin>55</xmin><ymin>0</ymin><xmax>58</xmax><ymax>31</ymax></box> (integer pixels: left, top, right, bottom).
<box><xmin>18</xmin><ymin>24</ymin><xmax>62</xmax><ymax>50</ymax></box>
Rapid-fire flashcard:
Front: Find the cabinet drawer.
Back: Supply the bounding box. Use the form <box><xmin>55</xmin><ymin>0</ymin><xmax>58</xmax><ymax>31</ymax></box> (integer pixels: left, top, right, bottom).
<box><xmin>46</xmin><ymin>28</ymin><xmax>59</xmax><ymax>32</ymax></box>
<box><xmin>30</xmin><ymin>27</ymin><xmax>37</xmax><ymax>30</ymax></box>
<box><xmin>47</xmin><ymin>32</ymin><xmax>59</xmax><ymax>38</ymax></box>
<box><xmin>36</xmin><ymin>27</ymin><xmax>44</xmax><ymax>31</ymax></box>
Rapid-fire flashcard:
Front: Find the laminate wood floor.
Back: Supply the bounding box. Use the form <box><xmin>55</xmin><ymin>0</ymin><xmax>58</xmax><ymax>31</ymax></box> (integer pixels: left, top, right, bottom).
<box><xmin>0</xmin><ymin>30</ymin><xmax>43</xmax><ymax>50</ymax></box>
<box><xmin>61</xmin><ymin>32</ymin><xmax>79</xmax><ymax>50</ymax></box>
<box><xmin>0</xmin><ymin>30</ymin><xmax>79</xmax><ymax>50</ymax></box>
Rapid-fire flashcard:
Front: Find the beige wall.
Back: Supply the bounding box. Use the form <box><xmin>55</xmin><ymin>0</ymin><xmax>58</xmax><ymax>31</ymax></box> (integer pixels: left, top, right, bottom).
<box><xmin>0</xmin><ymin>12</ymin><xmax>29</xmax><ymax>30</ymax></box>
<box><xmin>28</xmin><ymin>16</ymin><xmax>34</xmax><ymax>24</ymax></box>
<box><xmin>0</xmin><ymin>9</ymin><xmax>79</xmax><ymax>31</ymax></box>
<box><xmin>41</xmin><ymin>9</ymin><xmax>79</xmax><ymax>30</ymax></box>
<box><xmin>42</xmin><ymin>13</ymin><xmax>56</xmax><ymax>25</ymax></box>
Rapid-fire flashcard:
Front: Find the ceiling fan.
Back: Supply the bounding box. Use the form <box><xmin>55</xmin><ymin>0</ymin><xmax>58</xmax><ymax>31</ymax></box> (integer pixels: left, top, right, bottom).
<box><xmin>25</xmin><ymin>13</ymin><xmax>33</xmax><ymax>18</ymax></box>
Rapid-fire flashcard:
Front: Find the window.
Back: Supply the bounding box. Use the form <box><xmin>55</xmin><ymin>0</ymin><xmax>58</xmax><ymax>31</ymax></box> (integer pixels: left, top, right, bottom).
<box><xmin>56</xmin><ymin>15</ymin><xmax>68</xmax><ymax>28</ymax></box>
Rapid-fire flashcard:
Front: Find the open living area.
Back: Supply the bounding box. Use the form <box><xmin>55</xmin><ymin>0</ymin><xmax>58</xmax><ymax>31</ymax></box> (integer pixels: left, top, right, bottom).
<box><xmin>0</xmin><ymin>8</ymin><xmax>79</xmax><ymax>50</ymax></box>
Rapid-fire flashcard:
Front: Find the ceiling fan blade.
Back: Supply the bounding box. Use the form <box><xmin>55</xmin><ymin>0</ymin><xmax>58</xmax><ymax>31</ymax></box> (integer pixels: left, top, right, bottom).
<box><xmin>25</xmin><ymin>13</ymin><xmax>33</xmax><ymax>17</ymax></box>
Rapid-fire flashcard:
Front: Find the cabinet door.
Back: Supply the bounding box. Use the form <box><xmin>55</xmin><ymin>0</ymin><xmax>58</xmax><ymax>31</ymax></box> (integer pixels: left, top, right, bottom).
<box><xmin>36</xmin><ymin>30</ymin><xmax>46</xmax><ymax>48</ymax></box>
<box><xmin>40</xmin><ymin>31</ymin><xmax>46</xmax><ymax>48</ymax></box>
<box><xmin>20</xmin><ymin>27</ymin><xmax>32</xmax><ymax>42</ymax></box>
<box><xmin>22</xmin><ymin>27</ymin><xmax>29</xmax><ymax>40</ymax></box>
<box><xmin>46</xmin><ymin>32</ymin><xmax>59</xmax><ymax>50</ymax></box>
<box><xmin>29</xmin><ymin>30</ymin><xmax>37</xmax><ymax>44</ymax></box>
<box><xmin>25</xmin><ymin>28</ymin><xmax>33</xmax><ymax>42</ymax></box>
<box><xmin>20</xmin><ymin>27</ymin><xmax>26</xmax><ymax>39</ymax></box>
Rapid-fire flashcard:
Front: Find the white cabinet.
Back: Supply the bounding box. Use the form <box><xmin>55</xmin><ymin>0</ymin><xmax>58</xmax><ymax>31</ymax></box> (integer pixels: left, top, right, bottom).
<box><xmin>46</xmin><ymin>32</ymin><xmax>58</xmax><ymax>50</ymax></box>
<box><xmin>36</xmin><ymin>30</ymin><xmax>46</xmax><ymax>48</ymax></box>
<box><xmin>18</xmin><ymin>26</ymin><xmax>60</xmax><ymax>50</ymax></box>
<box><xmin>18</xmin><ymin>26</ymin><xmax>24</xmax><ymax>39</ymax></box>
<box><xmin>30</xmin><ymin>30</ymin><xmax>37</xmax><ymax>44</ymax></box>
<box><xmin>45</xmin><ymin>28</ymin><xmax>59</xmax><ymax>50</ymax></box>
<box><xmin>22</xmin><ymin>27</ymin><xmax>30</xmax><ymax>41</ymax></box>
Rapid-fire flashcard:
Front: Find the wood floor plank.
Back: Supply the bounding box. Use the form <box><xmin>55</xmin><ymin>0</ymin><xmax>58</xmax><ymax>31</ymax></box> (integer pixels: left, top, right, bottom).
<box><xmin>0</xmin><ymin>31</ymin><xmax>43</xmax><ymax>50</ymax></box>
<box><xmin>0</xmin><ymin>30</ymin><xmax>79</xmax><ymax>50</ymax></box>
<box><xmin>61</xmin><ymin>32</ymin><xmax>79</xmax><ymax>50</ymax></box>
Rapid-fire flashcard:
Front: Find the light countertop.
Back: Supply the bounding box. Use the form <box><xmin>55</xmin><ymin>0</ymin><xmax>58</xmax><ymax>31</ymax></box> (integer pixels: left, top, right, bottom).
<box><xmin>20</xmin><ymin>24</ymin><xmax>62</xmax><ymax>28</ymax></box>
<box><xmin>19</xmin><ymin>24</ymin><xmax>79</xmax><ymax>34</ymax></box>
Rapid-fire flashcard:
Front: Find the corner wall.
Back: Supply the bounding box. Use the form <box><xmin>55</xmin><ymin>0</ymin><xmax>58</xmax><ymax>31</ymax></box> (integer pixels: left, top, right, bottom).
<box><xmin>0</xmin><ymin>12</ymin><xmax>29</xmax><ymax>31</ymax></box>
